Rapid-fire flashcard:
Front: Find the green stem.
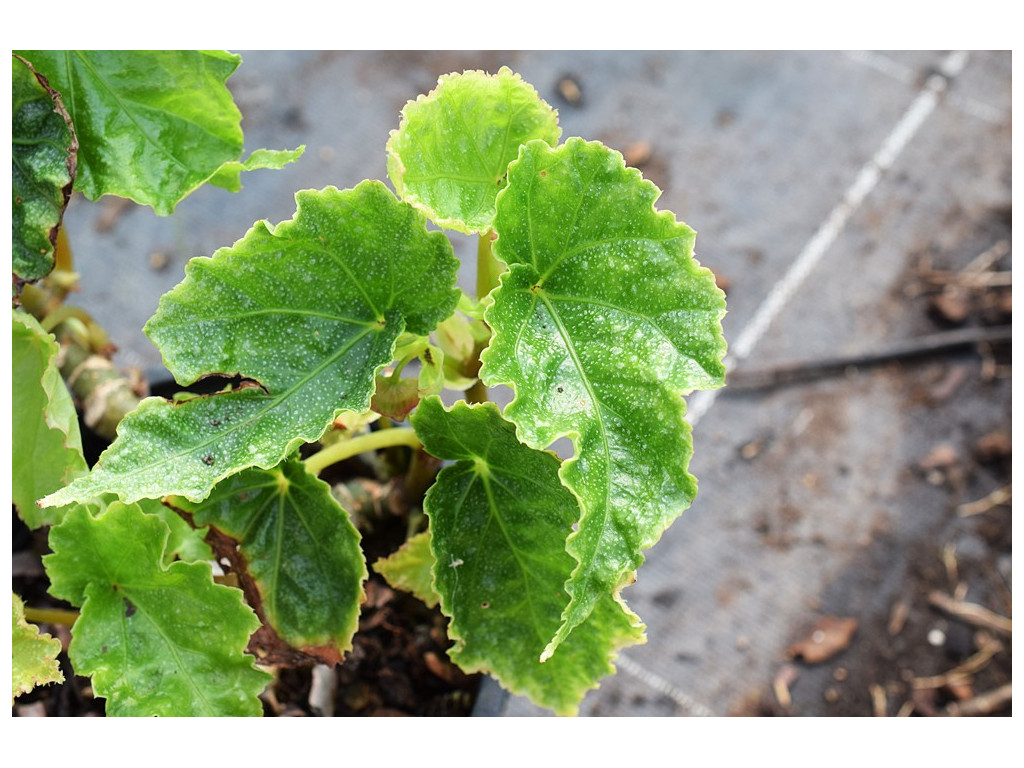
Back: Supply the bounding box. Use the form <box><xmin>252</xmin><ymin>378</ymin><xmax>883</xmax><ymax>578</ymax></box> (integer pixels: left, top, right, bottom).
<box><xmin>24</xmin><ymin>606</ymin><xmax>79</xmax><ymax>626</ymax></box>
<box><xmin>304</xmin><ymin>428</ymin><xmax>421</xmax><ymax>476</ymax></box>
<box><xmin>476</xmin><ymin>230</ymin><xmax>501</xmax><ymax>300</ymax></box>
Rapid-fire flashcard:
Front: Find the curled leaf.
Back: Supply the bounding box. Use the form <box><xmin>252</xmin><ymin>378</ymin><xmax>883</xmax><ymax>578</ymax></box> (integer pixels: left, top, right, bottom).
<box><xmin>11</xmin><ymin>310</ymin><xmax>86</xmax><ymax>528</ymax></box>
<box><xmin>12</xmin><ymin>54</ymin><xmax>76</xmax><ymax>283</ymax></box>
<box><xmin>16</xmin><ymin>50</ymin><xmax>300</xmax><ymax>214</ymax></box>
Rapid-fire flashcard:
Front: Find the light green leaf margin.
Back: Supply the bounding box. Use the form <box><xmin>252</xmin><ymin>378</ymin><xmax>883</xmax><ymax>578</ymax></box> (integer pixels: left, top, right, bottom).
<box><xmin>387</xmin><ymin>66</ymin><xmax>560</xmax><ymax>234</ymax></box>
<box><xmin>12</xmin><ymin>593</ymin><xmax>64</xmax><ymax>705</ymax></box>
<box><xmin>173</xmin><ymin>458</ymin><xmax>367</xmax><ymax>658</ymax></box>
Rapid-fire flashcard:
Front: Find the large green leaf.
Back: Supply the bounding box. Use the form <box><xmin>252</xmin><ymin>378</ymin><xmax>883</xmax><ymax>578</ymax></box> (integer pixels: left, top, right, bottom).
<box><xmin>45</xmin><ymin>502</ymin><xmax>270</xmax><ymax>716</ymax></box>
<box><xmin>480</xmin><ymin>139</ymin><xmax>726</xmax><ymax>656</ymax></box>
<box><xmin>12</xmin><ymin>54</ymin><xmax>76</xmax><ymax>283</ymax></box>
<box><xmin>412</xmin><ymin>397</ymin><xmax>643</xmax><ymax>716</ymax></box>
<box><xmin>40</xmin><ymin>182</ymin><xmax>459</xmax><ymax>507</ymax></box>
<box><xmin>172</xmin><ymin>459</ymin><xmax>366</xmax><ymax>658</ymax></box>
<box><xmin>11</xmin><ymin>310</ymin><xmax>87</xmax><ymax>528</ymax></box>
<box><xmin>14</xmin><ymin>50</ymin><xmax>301</xmax><ymax>215</ymax></box>
<box><xmin>12</xmin><ymin>593</ymin><xmax>64</xmax><ymax>704</ymax></box>
<box><xmin>387</xmin><ymin>66</ymin><xmax>560</xmax><ymax>234</ymax></box>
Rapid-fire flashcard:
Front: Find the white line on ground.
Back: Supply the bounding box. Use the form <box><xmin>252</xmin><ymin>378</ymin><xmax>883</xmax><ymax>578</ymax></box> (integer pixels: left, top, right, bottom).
<box><xmin>845</xmin><ymin>50</ymin><xmax>1004</xmax><ymax>125</ymax></box>
<box><xmin>686</xmin><ymin>50</ymin><xmax>969</xmax><ymax>430</ymax></box>
<box><xmin>612</xmin><ymin>51</ymin><xmax>970</xmax><ymax>718</ymax></box>
<box><xmin>614</xmin><ymin>655</ymin><xmax>715</xmax><ymax>717</ymax></box>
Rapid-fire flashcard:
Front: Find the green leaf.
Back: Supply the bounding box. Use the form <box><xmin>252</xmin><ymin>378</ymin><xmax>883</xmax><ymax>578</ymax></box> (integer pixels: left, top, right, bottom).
<box><xmin>12</xmin><ymin>593</ymin><xmax>64</xmax><ymax>704</ymax></box>
<box><xmin>144</xmin><ymin>498</ymin><xmax>213</xmax><ymax>565</ymax></box>
<box><xmin>173</xmin><ymin>459</ymin><xmax>367</xmax><ymax>658</ymax></box>
<box><xmin>40</xmin><ymin>182</ymin><xmax>459</xmax><ymax>507</ymax></box>
<box><xmin>373</xmin><ymin>530</ymin><xmax>439</xmax><ymax>609</ymax></box>
<box><xmin>207</xmin><ymin>146</ymin><xmax>307</xmax><ymax>193</ymax></box>
<box><xmin>14</xmin><ymin>50</ymin><xmax>300</xmax><ymax>215</ymax></box>
<box><xmin>44</xmin><ymin>502</ymin><xmax>269</xmax><ymax>716</ymax></box>
<box><xmin>11</xmin><ymin>310</ymin><xmax>87</xmax><ymax>528</ymax></box>
<box><xmin>12</xmin><ymin>54</ymin><xmax>76</xmax><ymax>283</ymax></box>
<box><xmin>480</xmin><ymin>138</ymin><xmax>727</xmax><ymax>656</ymax></box>
<box><xmin>387</xmin><ymin>67</ymin><xmax>561</xmax><ymax>234</ymax></box>
<box><xmin>412</xmin><ymin>397</ymin><xmax>644</xmax><ymax>716</ymax></box>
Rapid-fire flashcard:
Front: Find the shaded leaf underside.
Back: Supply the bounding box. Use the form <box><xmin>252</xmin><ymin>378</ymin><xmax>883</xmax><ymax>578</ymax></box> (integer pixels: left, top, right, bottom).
<box><xmin>481</xmin><ymin>138</ymin><xmax>727</xmax><ymax>654</ymax></box>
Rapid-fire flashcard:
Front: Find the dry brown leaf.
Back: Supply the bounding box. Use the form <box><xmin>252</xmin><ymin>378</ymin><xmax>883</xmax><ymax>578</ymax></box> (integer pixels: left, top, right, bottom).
<box><xmin>787</xmin><ymin>616</ymin><xmax>858</xmax><ymax>664</ymax></box>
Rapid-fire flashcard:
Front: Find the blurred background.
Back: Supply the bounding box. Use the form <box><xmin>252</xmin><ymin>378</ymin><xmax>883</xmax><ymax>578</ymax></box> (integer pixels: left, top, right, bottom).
<box><xmin>59</xmin><ymin>51</ymin><xmax>1011</xmax><ymax>716</ymax></box>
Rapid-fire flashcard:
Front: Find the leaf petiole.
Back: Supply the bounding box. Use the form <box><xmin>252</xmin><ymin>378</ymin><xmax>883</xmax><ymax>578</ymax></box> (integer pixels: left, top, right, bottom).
<box><xmin>476</xmin><ymin>231</ymin><xmax>502</xmax><ymax>302</ymax></box>
<box><xmin>304</xmin><ymin>427</ymin><xmax>422</xmax><ymax>476</ymax></box>
<box><xmin>23</xmin><ymin>606</ymin><xmax>79</xmax><ymax>626</ymax></box>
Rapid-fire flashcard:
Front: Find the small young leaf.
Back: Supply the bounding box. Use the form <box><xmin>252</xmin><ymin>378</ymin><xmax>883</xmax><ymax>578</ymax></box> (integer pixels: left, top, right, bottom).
<box><xmin>45</xmin><ymin>502</ymin><xmax>269</xmax><ymax>716</ymax></box>
<box><xmin>371</xmin><ymin>374</ymin><xmax>421</xmax><ymax>421</ymax></box>
<box><xmin>412</xmin><ymin>397</ymin><xmax>644</xmax><ymax>716</ymax></box>
<box><xmin>387</xmin><ymin>67</ymin><xmax>561</xmax><ymax>234</ymax></box>
<box><xmin>12</xmin><ymin>593</ymin><xmax>64</xmax><ymax>704</ymax></box>
<box><xmin>15</xmin><ymin>50</ymin><xmax>300</xmax><ymax>215</ymax></box>
<box><xmin>481</xmin><ymin>138</ymin><xmax>727</xmax><ymax>655</ymax></box>
<box><xmin>373</xmin><ymin>530</ymin><xmax>439</xmax><ymax>609</ymax></box>
<box><xmin>173</xmin><ymin>459</ymin><xmax>367</xmax><ymax>659</ymax></box>
<box><xmin>206</xmin><ymin>146</ymin><xmax>307</xmax><ymax>193</ymax></box>
<box><xmin>11</xmin><ymin>310</ymin><xmax>87</xmax><ymax>528</ymax></box>
<box><xmin>40</xmin><ymin>182</ymin><xmax>459</xmax><ymax>507</ymax></box>
<box><xmin>12</xmin><ymin>54</ymin><xmax>76</xmax><ymax>283</ymax></box>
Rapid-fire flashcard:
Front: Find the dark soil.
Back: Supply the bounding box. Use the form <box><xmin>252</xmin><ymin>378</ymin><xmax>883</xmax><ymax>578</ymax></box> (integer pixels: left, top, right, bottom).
<box><xmin>732</xmin><ymin>208</ymin><xmax>1012</xmax><ymax>718</ymax></box>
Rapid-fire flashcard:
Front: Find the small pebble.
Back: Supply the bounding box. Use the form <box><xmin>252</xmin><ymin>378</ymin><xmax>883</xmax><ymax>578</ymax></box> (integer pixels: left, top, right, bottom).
<box><xmin>556</xmin><ymin>75</ymin><xmax>582</xmax><ymax>105</ymax></box>
<box><xmin>149</xmin><ymin>251</ymin><xmax>170</xmax><ymax>271</ymax></box>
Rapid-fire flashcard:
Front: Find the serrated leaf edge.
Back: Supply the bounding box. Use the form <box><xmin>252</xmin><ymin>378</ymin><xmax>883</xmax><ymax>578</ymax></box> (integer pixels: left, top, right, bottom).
<box><xmin>480</xmin><ymin>138</ymin><xmax>727</xmax><ymax>656</ymax></box>
<box><xmin>386</xmin><ymin>66</ymin><xmax>560</xmax><ymax>235</ymax></box>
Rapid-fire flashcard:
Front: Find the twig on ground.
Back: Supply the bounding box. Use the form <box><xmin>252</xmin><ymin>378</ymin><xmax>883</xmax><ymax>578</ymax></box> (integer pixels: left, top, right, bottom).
<box><xmin>912</xmin><ymin>634</ymin><xmax>1004</xmax><ymax>689</ymax></box>
<box><xmin>957</xmin><ymin>485</ymin><xmax>1011</xmax><ymax>517</ymax></box>
<box><xmin>927</xmin><ymin>591</ymin><xmax>1012</xmax><ymax>635</ymax></box>
<box><xmin>870</xmin><ymin>684</ymin><xmax>887</xmax><ymax>717</ymax></box>
<box><xmin>944</xmin><ymin>683</ymin><xmax>1012</xmax><ymax>716</ymax></box>
<box><xmin>726</xmin><ymin>325</ymin><xmax>1012</xmax><ymax>392</ymax></box>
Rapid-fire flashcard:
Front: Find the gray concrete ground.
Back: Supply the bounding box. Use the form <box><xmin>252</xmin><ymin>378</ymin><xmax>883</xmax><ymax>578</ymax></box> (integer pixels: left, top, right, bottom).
<box><xmin>61</xmin><ymin>51</ymin><xmax>1012</xmax><ymax>716</ymax></box>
